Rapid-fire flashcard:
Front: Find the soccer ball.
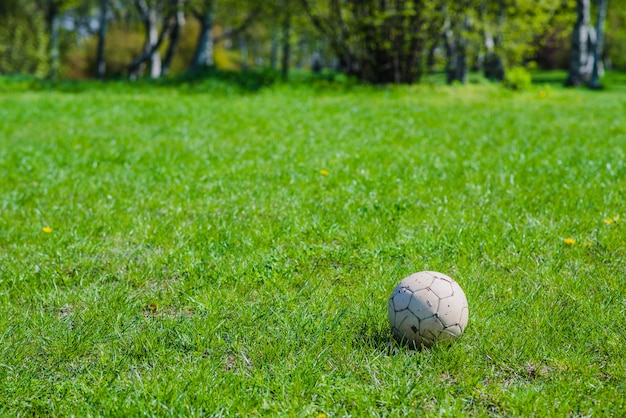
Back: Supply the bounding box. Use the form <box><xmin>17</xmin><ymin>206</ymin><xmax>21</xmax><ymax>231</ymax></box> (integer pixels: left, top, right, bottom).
<box><xmin>388</xmin><ymin>271</ymin><xmax>469</xmax><ymax>349</ymax></box>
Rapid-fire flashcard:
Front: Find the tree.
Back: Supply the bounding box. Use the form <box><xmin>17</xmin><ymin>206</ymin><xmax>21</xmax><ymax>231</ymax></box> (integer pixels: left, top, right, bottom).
<box><xmin>95</xmin><ymin>0</ymin><xmax>109</xmax><ymax>79</ymax></box>
<box><xmin>188</xmin><ymin>0</ymin><xmax>260</xmax><ymax>71</ymax></box>
<box><xmin>480</xmin><ymin>0</ymin><xmax>505</xmax><ymax>80</ymax></box>
<box><xmin>43</xmin><ymin>0</ymin><xmax>62</xmax><ymax>78</ymax></box>
<box><xmin>0</xmin><ymin>0</ymin><xmax>49</xmax><ymax>76</ymax></box>
<box><xmin>588</xmin><ymin>0</ymin><xmax>608</xmax><ymax>89</ymax></box>
<box><xmin>36</xmin><ymin>0</ymin><xmax>82</xmax><ymax>78</ymax></box>
<box><xmin>189</xmin><ymin>0</ymin><xmax>216</xmax><ymax>69</ymax></box>
<box><xmin>250</xmin><ymin>0</ymin><xmax>312</xmax><ymax>77</ymax></box>
<box><xmin>477</xmin><ymin>0</ymin><xmax>570</xmax><ymax>78</ymax></box>
<box><xmin>604</xmin><ymin>1</ymin><xmax>626</xmax><ymax>70</ymax></box>
<box><xmin>127</xmin><ymin>0</ymin><xmax>188</xmax><ymax>78</ymax></box>
<box><xmin>280</xmin><ymin>3</ymin><xmax>291</xmax><ymax>79</ymax></box>
<box><xmin>161</xmin><ymin>0</ymin><xmax>186</xmax><ymax>76</ymax></box>
<box><xmin>566</xmin><ymin>0</ymin><xmax>595</xmax><ymax>86</ymax></box>
<box><xmin>444</xmin><ymin>1</ymin><xmax>473</xmax><ymax>84</ymax></box>
<box><xmin>128</xmin><ymin>0</ymin><xmax>167</xmax><ymax>79</ymax></box>
<box><xmin>299</xmin><ymin>0</ymin><xmax>446</xmax><ymax>84</ymax></box>
<box><xmin>262</xmin><ymin>0</ymin><xmax>300</xmax><ymax>78</ymax></box>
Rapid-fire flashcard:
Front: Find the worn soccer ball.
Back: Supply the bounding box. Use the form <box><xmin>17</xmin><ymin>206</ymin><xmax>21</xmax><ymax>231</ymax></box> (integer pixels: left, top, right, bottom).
<box><xmin>388</xmin><ymin>271</ymin><xmax>469</xmax><ymax>349</ymax></box>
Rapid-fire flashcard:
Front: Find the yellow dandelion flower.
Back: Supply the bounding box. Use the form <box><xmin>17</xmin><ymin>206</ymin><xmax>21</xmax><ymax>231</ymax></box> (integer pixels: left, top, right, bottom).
<box><xmin>539</xmin><ymin>90</ymin><xmax>547</xmax><ymax>98</ymax></box>
<box><xmin>564</xmin><ymin>238</ymin><xmax>575</xmax><ymax>245</ymax></box>
<box><xmin>604</xmin><ymin>218</ymin><xmax>614</xmax><ymax>225</ymax></box>
<box><xmin>43</xmin><ymin>226</ymin><xmax>52</xmax><ymax>233</ymax></box>
<box><xmin>320</xmin><ymin>169</ymin><xmax>329</xmax><ymax>176</ymax></box>
<box><xmin>316</xmin><ymin>414</ymin><xmax>328</xmax><ymax>418</ymax></box>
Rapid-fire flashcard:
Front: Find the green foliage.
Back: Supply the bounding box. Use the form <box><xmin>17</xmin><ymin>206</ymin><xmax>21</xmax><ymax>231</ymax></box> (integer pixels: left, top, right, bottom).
<box><xmin>504</xmin><ymin>66</ymin><xmax>532</xmax><ymax>90</ymax></box>
<box><xmin>1</xmin><ymin>0</ymin><xmax>618</xmax><ymax>85</ymax></box>
<box><xmin>505</xmin><ymin>0</ymin><xmax>573</xmax><ymax>66</ymax></box>
<box><xmin>0</xmin><ymin>2</ymin><xmax>49</xmax><ymax>76</ymax></box>
<box><xmin>92</xmin><ymin>25</ymin><xmax>146</xmax><ymax>78</ymax></box>
<box><xmin>175</xmin><ymin>66</ymin><xmax>280</xmax><ymax>91</ymax></box>
<box><xmin>533</xmin><ymin>25</ymin><xmax>571</xmax><ymax>70</ymax></box>
<box><xmin>1</xmin><ymin>81</ymin><xmax>626</xmax><ymax>415</ymax></box>
<box><xmin>301</xmin><ymin>0</ymin><xmax>446</xmax><ymax>83</ymax></box>
<box><xmin>481</xmin><ymin>0</ymin><xmax>575</xmax><ymax>68</ymax></box>
<box><xmin>168</xmin><ymin>18</ymin><xmax>203</xmax><ymax>74</ymax></box>
<box><xmin>606</xmin><ymin>5</ymin><xmax>626</xmax><ymax>70</ymax></box>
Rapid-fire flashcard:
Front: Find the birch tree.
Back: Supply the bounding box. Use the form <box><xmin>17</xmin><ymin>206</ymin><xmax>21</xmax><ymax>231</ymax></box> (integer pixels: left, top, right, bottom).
<box><xmin>128</xmin><ymin>0</ymin><xmax>165</xmax><ymax>79</ymax></box>
<box><xmin>444</xmin><ymin>1</ymin><xmax>473</xmax><ymax>84</ymax></box>
<box><xmin>566</xmin><ymin>0</ymin><xmax>595</xmax><ymax>86</ymax></box>
<box><xmin>588</xmin><ymin>0</ymin><xmax>609</xmax><ymax>89</ymax></box>
<box><xmin>188</xmin><ymin>0</ymin><xmax>260</xmax><ymax>71</ymax></box>
<box><xmin>189</xmin><ymin>0</ymin><xmax>216</xmax><ymax>69</ymax></box>
<box><xmin>161</xmin><ymin>0</ymin><xmax>186</xmax><ymax>76</ymax></box>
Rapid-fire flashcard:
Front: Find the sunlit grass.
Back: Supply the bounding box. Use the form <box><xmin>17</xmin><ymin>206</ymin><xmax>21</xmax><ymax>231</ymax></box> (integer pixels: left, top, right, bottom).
<box><xmin>0</xmin><ymin>78</ymin><xmax>625</xmax><ymax>416</ymax></box>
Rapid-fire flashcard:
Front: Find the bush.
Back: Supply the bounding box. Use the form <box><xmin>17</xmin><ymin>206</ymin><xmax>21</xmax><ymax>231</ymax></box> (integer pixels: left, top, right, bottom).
<box><xmin>504</xmin><ymin>66</ymin><xmax>532</xmax><ymax>91</ymax></box>
<box><xmin>170</xmin><ymin>67</ymin><xmax>280</xmax><ymax>92</ymax></box>
<box><xmin>0</xmin><ymin>3</ymin><xmax>49</xmax><ymax>77</ymax></box>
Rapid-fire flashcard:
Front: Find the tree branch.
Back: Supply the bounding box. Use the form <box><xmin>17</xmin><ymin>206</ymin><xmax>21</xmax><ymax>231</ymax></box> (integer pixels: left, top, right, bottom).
<box><xmin>212</xmin><ymin>6</ymin><xmax>261</xmax><ymax>42</ymax></box>
<box><xmin>134</xmin><ymin>0</ymin><xmax>149</xmax><ymax>19</ymax></box>
<box><xmin>128</xmin><ymin>14</ymin><xmax>176</xmax><ymax>77</ymax></box>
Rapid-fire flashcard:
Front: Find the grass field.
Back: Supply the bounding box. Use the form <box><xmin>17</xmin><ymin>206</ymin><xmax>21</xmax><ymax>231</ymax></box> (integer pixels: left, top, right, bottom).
<box><xmin>1</xmin><ymin>76</ymin><xmax>625</xmax><ymax>416</ymax></box>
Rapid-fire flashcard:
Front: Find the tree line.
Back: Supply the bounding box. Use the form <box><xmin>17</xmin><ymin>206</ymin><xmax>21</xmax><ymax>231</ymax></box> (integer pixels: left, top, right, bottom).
<box><xmin>0</xmin><ymin>0</ymin><xmax>623</xmax><ymax>87</ymax></box>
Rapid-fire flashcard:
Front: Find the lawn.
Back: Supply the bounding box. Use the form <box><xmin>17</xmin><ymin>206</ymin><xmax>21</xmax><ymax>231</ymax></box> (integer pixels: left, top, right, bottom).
<box><xmin>0</xmin><ymin>77</ymin><xmax>625</xmax><ymax>416</ymax></box>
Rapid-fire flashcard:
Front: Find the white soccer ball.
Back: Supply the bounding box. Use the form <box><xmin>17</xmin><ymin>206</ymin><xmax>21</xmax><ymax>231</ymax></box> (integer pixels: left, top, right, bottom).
<box><xmin>388</xmin><ymin>271</ymin><xmax>469</xmax><ymax>349</ymax></box>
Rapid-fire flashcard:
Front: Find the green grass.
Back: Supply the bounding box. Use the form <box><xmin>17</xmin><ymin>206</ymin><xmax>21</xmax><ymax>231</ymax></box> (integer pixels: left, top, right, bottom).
<box><xmin>1</xmin><ymin>77</ymin><xmax>625</xmax><ymax>416</ymax></box>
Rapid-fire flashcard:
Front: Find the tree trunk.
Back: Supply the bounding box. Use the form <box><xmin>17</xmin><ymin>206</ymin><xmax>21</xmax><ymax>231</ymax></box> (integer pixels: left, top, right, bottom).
<box><xmin>281</xmin><ymin>10</ymin><xmax>291</xmax><ymax>81</ymax></box>
<box><xmin>239</xmin><ymin>34</ymin><xmax>249</xmax><ymax>70</ymax></box>
<box><xmin>270</xmin><ymin>28</ymin><xmax>279</xmax><ymax>69</ymax></box>
<box><xmin>95</xmin><ymin>0</ymin><xmax>108</xmax><ymax>79</ymax></box>
<box><xmin>161</xmin><ymin>0</ymin><xmax>185</xmax><ymax>76</ymax></box>
<box><xmin>129</xmin><ymin>0</ymin><xmax>163</xmax><ymax>80</ymax></box>
<box><xmin>311</xmin><ymin>51</ymin><xmax>322</xmax><ymax>73</ymax></box>
<box><xmin>588</xmin><ymin>0</ymin><xmax>608</xmax><ymax>89</ymax></box>
<box><xmin>483</xmin><ymin>29</ymin><xmax>499</xmax><ymax>79</ymax></box>
<box><xmin>190</xmin><ymin>9</ymin><xmax>215</xmax><ymax>70</ymax></box>
<box><xmin>148</xmin><ymin>6</ymin><xmax>161</xmax><ymax>78</ymax></box>
<box><xmin>295</xmin><ymin>33</ymin><xmax>307</xmax><ymax>70</ymax></box>
<box><xmin>483</xmin><ymin>25</ymin><xmax>504</xmax><ymax>81</ymax></box>
<box><xmin>566</xmin><ymin>0</ymin><xmax>596</xmax><ymax>86</ymax></box>
<box><xmin>444</xmin><ymin>15</ymin><xmax>468</xmax><ymax>84</ymax></box>
<box><xmin>48</xmin><ymin>6</ymin><xmax>60</xmax><ymax>79</ymax></box>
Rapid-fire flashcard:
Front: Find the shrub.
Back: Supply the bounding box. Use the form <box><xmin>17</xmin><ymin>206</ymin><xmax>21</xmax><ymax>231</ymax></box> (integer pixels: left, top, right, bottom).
<box><xmin>504</xmin><ymin>66</ymin><xmax>532</xmax><ymax>91</ymax></box>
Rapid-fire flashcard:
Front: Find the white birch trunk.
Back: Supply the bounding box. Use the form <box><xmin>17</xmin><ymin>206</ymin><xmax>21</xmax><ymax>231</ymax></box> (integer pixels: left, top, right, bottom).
<box><xmin>588</xmin><ymin>0</ymin><xmax>609</xmax><ymax>89</ymax></box>
<box><xmin>566</xmin><ymin>0</ymin><xmax>596</xmax><ymax>86</ymax></box>
<box><xmin>148</xmin><ymin>5</ymin><xmax>161</xmax><ymax>78</ymax></box>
